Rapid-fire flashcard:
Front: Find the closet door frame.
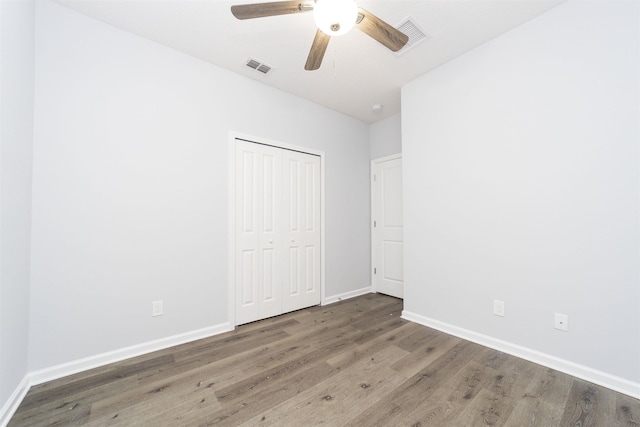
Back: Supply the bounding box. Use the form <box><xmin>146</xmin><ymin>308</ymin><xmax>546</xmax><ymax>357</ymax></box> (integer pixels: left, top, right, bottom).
<box><xmin>228</xmin><ymin>132</ymin><xmax>325</xmax><ymax>328</ymax></box>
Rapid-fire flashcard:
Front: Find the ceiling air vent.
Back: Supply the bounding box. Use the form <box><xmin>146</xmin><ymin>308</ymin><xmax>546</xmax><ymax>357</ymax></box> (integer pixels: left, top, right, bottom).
<box><xmin>395</xmin><ymin>18</ymin><xmax>430</xmax><ymax>55</ymax></box>
<box><xmin>245</xmin><ymin>58</ymin><xmax>273</xmax><ymax>75</ymax></box>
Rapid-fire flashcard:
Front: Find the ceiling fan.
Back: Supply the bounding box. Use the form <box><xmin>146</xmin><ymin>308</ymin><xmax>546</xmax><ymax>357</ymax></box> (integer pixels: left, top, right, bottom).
<box><xmin>231</xmin><ymin>0</ymin><xmax>409</xmax><ymax>70</ymax></box>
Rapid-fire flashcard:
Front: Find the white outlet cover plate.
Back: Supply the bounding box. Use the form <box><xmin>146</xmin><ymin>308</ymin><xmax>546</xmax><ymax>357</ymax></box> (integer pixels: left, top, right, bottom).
<box><xmin>554</xmin><ymin>313</ymin><xmax>569</xmax><ymax>331</ymax></box>
<box><xmin>493</xmin><ymin>300</ymin><xmax>505</xmax><ymax>317</ymax></box>
<box><xmin>152</xmin><ymin>300</ymin><xmax>163</xmax><ymax>317</ymax></box>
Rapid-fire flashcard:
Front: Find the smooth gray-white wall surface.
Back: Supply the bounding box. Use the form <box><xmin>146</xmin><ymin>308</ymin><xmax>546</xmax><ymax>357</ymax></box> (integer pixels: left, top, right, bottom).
<box><xmin>402</xmin><ymin>0</ymin><xmax>639</xmax><ymax>388</ymax></box>
<box><xmin>369</xmin><ymin>113</ymin><xmax>401</xmax><ymax>160</ymax></box>
<box><xmin>0</xmin><ymin>0</ymin><xmax>35</xmax><ymax>408</ymax></box>
<box><xmin>28</xmin><ymin>0</ymin><xmax>370</xmax><ymax>372</ymax></box>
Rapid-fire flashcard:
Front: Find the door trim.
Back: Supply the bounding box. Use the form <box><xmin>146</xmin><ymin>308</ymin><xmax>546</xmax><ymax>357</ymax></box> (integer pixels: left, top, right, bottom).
<box><xmin>229</xmin><ymin>131</ymin><xmax>325</xmax><ymax>328</ymax></box>
<box><xmin>370</xmin><ymin>153</ymin><xmax>402</xmax><ymax>294</ymax></box>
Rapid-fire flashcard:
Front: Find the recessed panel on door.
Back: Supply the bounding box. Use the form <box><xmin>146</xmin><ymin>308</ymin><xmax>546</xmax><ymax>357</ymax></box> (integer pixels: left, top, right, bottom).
<box><xmin>288</xmin><ymin>246</ymin><xmax>299</xmax><ymax>296</ymax></box>
<box><xmin>305</xmin><ymin>162</ymin><xmax>316</xmax><ymax>231</ymax></box>
<box><xmin>242</xmin><ymin>152</ymin><xmax>256</xmax><ymax>234</ymax></box>
<box><xmin>383</xmin><ymin>165</ymin><xmax>403</xmax><ymax>227</ymax></box>
<box><xmin>305</xmin><ymin>245</ymin><xmax>316</xmax><ymax>291</ymax></box>
<box><xmin>262</xmin><ymin>155</ymin><xmax>276</xmax><ymax>234</ymax></box>
<box><xmin>262</xmin><ymin>248</ymin><xmax>276</xmax><ymax>301</ymax></box>
<box><xmin>383</xmin><ymin>241</ymin><xmax>404</xmax><ymax>282</ymax></box>
<box><xmin>241</xmin><ymin>250</ymin><xmax>256</xmax><ymax>305</ymax></box>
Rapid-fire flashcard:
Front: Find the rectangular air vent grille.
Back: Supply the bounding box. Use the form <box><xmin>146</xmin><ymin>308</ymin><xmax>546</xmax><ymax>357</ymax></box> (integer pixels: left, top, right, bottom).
<box><xmin>396</xmin><ymin>18</ymin><xmax>430</xmax><ymax>54</ymax></box>
<box><xmin>246</xmin><ymin>58</ymin><xmax>273</xmax><ymax>75</ymax></box>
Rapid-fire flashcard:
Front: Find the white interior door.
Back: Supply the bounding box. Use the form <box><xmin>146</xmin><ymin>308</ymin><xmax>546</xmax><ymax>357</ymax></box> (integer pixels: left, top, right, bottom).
<box><xmin>282</xmin><ymin>150</ymin><xmax>321</xmax><ymax>313</ymax></box>
<box><xmin>372</xmin><ymin>156</ymin><xmax>404</xmax><ymax>298</ymax></box>
<box><xmin>235</xmin><ymin>139</ymin><xmax>321</xmax><ymax>325</ymax></box>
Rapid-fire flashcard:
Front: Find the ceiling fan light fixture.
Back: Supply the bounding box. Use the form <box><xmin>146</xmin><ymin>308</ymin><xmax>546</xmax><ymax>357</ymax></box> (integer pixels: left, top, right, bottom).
<box><xmin>313</xmin><ymin>0</ymin><xmax>357</xmax><ymax>36</ymax></box>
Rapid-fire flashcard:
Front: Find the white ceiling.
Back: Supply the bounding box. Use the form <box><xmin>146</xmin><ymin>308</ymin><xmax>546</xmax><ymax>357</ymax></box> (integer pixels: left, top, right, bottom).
<box><xmin>54</xmin><ymin>0</ymin><xmax>563</xmax><ymax>123</ymax></box>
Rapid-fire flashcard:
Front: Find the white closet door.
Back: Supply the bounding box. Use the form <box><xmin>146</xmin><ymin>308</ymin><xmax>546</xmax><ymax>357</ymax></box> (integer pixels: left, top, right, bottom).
<box><xmin>282</xmin><ymin>150</ymin><xmax>321</xmax><ymax>313</ymax></box>
<box><xmin>235</xmin><ymin>140</ymin><xmax>282</xmax><ymax>325</ymax></box>
<box><xmin>235</xmin><ymin>140</ymin><xmax>321</xmax><ymax>325</ymax></box>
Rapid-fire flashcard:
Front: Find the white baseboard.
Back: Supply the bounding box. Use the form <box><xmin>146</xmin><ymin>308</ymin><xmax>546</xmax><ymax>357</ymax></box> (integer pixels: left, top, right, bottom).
<box><xmin>0</xmin><ymin>374</ymin><xmax>30</xmax><ymax>427</ymax></box>
<box><xmin>323</xmin><ymin>287</ymin><xmax>371</xmax><ymax>305</ymax></box>
<box><xmin>29</xmin><ymin>322</ymin><xmax>233</xmax><ymax>386</ymax></box>
<box><xmin>402</xmin><ymin>310</ymin><xmax>640</xmax><ymax>400</ymax></box>
<box><xmin>1</xmin><ymin>322</ymin><xmax>232</xmax><ymax>426</ymax></box>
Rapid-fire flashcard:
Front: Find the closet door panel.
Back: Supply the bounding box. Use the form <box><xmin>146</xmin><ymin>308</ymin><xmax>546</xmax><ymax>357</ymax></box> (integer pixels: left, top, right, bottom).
<box><xmin>235</xmin><ymin>140</ymin><xmax>282</xmax><ymax>325</ymax></box>
<box><xmin>282</xmin><ymin>150</ymin><xmax>321</xmax><ymax>312</ymax></box>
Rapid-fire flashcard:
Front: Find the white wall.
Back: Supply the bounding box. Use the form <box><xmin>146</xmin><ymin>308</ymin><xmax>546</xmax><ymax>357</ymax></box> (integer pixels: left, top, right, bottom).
<box><xmin>369</xmin><ymin>113</ymin><xmax>401</xmax><ymax>160</ymax></box>
<box><xmin>29</xmin><ymin>0</ymin><xmax>370</xmax><ymax>372</ymax></box>
<box><xmin>0</xmin><ymin>0</ymin><xmax>34</xmax><ymax>413</ymax></box>
<box><xmin>402</xmin><ymin>0</ymin><xmax>639</xmax><ymax>395</ymax></box>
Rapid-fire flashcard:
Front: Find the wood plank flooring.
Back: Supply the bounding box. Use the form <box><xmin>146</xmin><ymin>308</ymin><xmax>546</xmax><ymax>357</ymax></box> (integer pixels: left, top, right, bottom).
<box><xmin>9</xmin><ymin>294</ymin><xmax>640</xmax><ymax>426</ymax></box>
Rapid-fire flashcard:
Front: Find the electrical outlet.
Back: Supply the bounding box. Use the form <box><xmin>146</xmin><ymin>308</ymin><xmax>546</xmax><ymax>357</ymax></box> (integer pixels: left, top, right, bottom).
<box><xmin>493</xmin><ymin>300</ymin><xmax>505</xmax><ymax>317</ymax></box>
<box><xmin>554</xmin><ymin>313</ymin><xmax>569</xmax><ymax>331</ymax></box>
<box><xmin>152</xmin><ymin>300</ymin><xmax>163</xmax><ymax>317</ymax></box>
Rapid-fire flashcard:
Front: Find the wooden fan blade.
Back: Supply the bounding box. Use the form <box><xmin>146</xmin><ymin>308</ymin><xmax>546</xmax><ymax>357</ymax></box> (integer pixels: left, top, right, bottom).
<box><xmin>305</xmin><ymin>29</ymin><xmax>331</xmax><ymax>70</ymax></box>
<box><xmin>231</xmin><ymin>1</ymin><xmax>311</xmax><ymax>20</ymax></box>
<box><xmin>355</xmin><ymin>8</ymin><xmax>408</xmax><ymax>52</ymax></box>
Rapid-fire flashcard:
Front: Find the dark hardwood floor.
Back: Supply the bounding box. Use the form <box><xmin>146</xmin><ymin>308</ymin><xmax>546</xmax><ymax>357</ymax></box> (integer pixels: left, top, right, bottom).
<box><xmin>9</xmin><ymin>294</ymin><xmax>640</xmax><ymax>426</ymax></box>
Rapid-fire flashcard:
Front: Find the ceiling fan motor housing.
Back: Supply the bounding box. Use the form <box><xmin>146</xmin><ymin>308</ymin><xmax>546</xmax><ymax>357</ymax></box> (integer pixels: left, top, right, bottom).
<box><xmin>314</xmin><ymin>0</ymin><xmax>357</xmax><ymax>36</ymax></box>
